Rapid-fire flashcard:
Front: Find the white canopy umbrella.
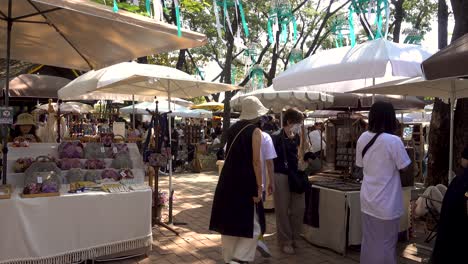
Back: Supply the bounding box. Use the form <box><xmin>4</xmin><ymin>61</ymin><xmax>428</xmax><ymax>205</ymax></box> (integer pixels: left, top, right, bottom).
<box><xmin>230</xmin><ymin>86</ymin><xmax>334</xmax><ymax>112</ymax></box>
<box><xmin>348</xmin><ymin>76</ymin><xmax>468</xmax><ymax>180</ymax></box>
<box><xmin>58</xmin><ymin>62</ymin><xmax>241</xmax><ymax>224</ymax></box>
<box><xmin>120</xmin><ymin>101</ymin><xmax>212</xmax><ymax>118</ymax></box>
<box><xmin>273</xmin><ymin>39</ymin><xmax>433</xmax><ymax>93</ymax></box>
<box><xmin>34</xmin><ymin>101</ymin><xmax>94</xmax><ymax>114</ymax></box>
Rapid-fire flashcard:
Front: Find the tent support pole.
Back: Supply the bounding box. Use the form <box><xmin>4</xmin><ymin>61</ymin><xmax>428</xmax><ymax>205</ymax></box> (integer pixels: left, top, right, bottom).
<box><xmin>132</xmin><ymin>94</ymin><xmax>135</xmax><ymax>129</ymax></box>
<box><xmin>448</xmin><ymin>81</ymin><xmax>455</xmax><ymax>183</ymax></box>
<box><xmin>168</xmin><ymin>90</ymin><xmax>173</xmax><ymax>225</ymax></box>
<box><xmin>2</xmin><ymin>0</ymin><xmax>12</xmax><ymax>185</ymax></box>
<box><xmin>372</xmin><ymin>78</ymin><xmax>376</xmax><ymax>104</ymax></box>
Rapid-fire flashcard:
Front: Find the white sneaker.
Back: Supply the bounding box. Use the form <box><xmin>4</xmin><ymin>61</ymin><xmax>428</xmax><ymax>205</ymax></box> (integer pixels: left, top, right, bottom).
<box><xmin>257</xmin><ymin>240</ymin><xmax>272</xmax><ymax>257</ymax></box>
<box><xmin>282</xmin><ymin>245</ymin><xmax>295</xmax><ymax>255</ymax></box>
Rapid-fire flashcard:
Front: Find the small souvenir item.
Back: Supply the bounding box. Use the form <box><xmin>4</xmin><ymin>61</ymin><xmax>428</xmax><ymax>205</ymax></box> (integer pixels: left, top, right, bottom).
<box><xmin>111</xmin><ymin>143</ymin><xmax>129</xmax><ymax>158</ymax></box>
<box><xmin>119</xmin><ymin>169</ymin><xmax>134</xmax><ymax>179</ymax></box>
<box><xmin>58</xmin><ymin>141</ymin><xmax>84</xmax><ymax>159</ymax></box>
<box><xmin>57</xmin><ymin>158</ymin><xmax>82</xmax><ymax>170</ymax></box>
<box><xmin>84</xmin><ymin>142</ymin><xmax>107</xmax><ymax>159</ymax></box>
<box><xmin>100</xmin><ymin>133</ymin><xmax>114</xmax><ymax>147</ymax></box>
<box><xmin>66</xmin><ymin>168</ymin><xmax>85</xmax><ymax>183</ymax></box>
<box><xmin>101</xmin><ymin>169</ymin><xmax>122</xmax><ymax>181</ymax></box>
<box><xmin>111</xmin><ymin>153</ymin><xmax>133</xmax><ymax>169</ymax></box>
<box><xmin>84</xmin><ymin>159</ymin><xmax>106</xmax><ymax>170</ymax></box>
<box><xmin>84</xmin><ymin>170</ymin><xmax>102</xmax><ymax>183</ymax></box>
<box><xmin>12</xmin><ymin>136</ymin><xmax>30</xmax><ymax>148</ymax></box>
<box><xmin>13</xmin><ymin>157</ymin><xmax>34</xmax><ymax>173</ymax></box>
<box><xmin>23</xmin><ymin>182</ymin><xmax>41</xmax><ymax>194</ymax></box>
<box><xmin>41</xmin><ymin>181</ymin><xmax>59</xmax><ymax>193</ymax></box>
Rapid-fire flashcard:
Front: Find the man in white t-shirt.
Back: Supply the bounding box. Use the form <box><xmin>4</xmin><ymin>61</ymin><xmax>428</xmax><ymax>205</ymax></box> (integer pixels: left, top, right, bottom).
<box><xmin>257</xmin><ymin>131</ymin><xmax>277</xmax><ymax>258</ymax></box>
<box><xmin>308</xmin><ymin>123</ymin><xmax>326</xmax><ymax>155</ymax></box>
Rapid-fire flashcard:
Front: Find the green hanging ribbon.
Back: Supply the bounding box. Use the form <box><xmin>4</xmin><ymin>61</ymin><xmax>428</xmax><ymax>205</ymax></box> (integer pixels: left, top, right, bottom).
<box><xmin>267</xmin><ymin>18</ymin><xmax>274</xmax><ymax>43</ymax></box>
<box><xmin>237</xmin><ymin>0</ymin><xmax>249</xmax><ymax>37</ymax></box>
<box><xmin>281</xmin><ymin>23</ymin><xmax>288</xmax><ymax>43</ymax></box>
<box><xmin>146</xmin><ymin>0</ymin><xmax>152</xmax><ymax>16</ymax></box>
<box><xmin>292</xmin><ymin>16</ymin><xmax>298</xmax><ymax>42</ymax></box>
<box><xmin>348</xmin><ymin>6</ymin><xmax>356</xmax><ymax>47</ymax></box>
<box><xmin>231</xmin><ymin>65</ymin><xmax>237</xmax><ymax>85</ymax></box>
<box><xmin>375</xmin><ymin>0</ymin><xmax>383</xmax><ymax>39</ymax></box>
<box><xmin>175</xmin><ymin>1</ymin><xmax>182</xmax><ymax>37</ymax></box>
<box><xmin>113</xmin><ymin>0</ymin><xmax>119</xmax><ymax>12</ymax></box>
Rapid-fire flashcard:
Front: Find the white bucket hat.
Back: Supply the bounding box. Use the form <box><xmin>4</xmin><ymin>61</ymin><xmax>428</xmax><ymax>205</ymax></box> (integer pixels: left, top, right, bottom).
<box><xmin>239</xmin><ymin>96</ymin><xmax>268</xmax><ymax>120</ymax></box>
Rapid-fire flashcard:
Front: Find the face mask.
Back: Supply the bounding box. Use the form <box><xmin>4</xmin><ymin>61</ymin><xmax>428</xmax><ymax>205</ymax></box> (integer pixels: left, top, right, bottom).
<box><xmin>291</xmin><ymin>124</ymin><xmax>301</xmax><ymax>135</ymax></box>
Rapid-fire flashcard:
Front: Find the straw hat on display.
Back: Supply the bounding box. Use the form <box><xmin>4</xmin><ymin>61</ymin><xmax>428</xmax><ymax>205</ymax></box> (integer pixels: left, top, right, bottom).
<box><xmin>13</xmin><ymin>113</ymin><xmax>36</xmax><ymax>127</ymax></box>
<box><xmin>239</xmin><ymin>96</ymin><xmax>268</xmax><ymax>120</ymax></box>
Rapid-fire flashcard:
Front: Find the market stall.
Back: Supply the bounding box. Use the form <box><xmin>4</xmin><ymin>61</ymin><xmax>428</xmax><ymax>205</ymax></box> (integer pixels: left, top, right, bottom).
<box><xmin>303</xmin><ymin>174</ymin><xmax>412</xmax><ymax>255</ymax></box>
<box><xmin>0</xmin><ymin>142</ymin><xmax>151</xmax><ymax>263</ymax></box>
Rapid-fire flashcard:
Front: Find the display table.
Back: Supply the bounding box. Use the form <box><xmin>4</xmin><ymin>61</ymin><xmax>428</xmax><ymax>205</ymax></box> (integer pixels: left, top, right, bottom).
<box><xmin>303</xmin><ymin>180</ymin><xmax>411</xmax><ymax>255</ymax></box>
<box><xmin>0</xmin><ymin>143</ymin><xmax>152</xmax><ymax>264</ymax></box>
<box><xmin>0</xmin><ymin>187</ymin><xmax>152</xmax><ymax>264</ymax></box>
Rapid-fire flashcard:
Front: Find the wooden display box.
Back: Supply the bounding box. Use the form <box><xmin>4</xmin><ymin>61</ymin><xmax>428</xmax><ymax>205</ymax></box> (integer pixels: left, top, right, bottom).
<box><xmin>0</xmin><ymin>185</ymin><xmax>12</xmax><ymax>199</ymax></box>
<box><xmin>20</xmin><ymin>192</ymin><xmax>60</xmax><ymax>198</ymax></box>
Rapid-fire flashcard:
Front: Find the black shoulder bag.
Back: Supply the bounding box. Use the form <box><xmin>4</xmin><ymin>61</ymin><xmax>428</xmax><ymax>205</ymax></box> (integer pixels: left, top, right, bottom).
<box><xmin>352</xmin><ymin>132</ymin><xmax>382</xmax><ymax>179</ymax></box>
<box><xmin>281</xmin><ymin>131</ymin><xmax>309</xmax><ymax>194</ymax></box>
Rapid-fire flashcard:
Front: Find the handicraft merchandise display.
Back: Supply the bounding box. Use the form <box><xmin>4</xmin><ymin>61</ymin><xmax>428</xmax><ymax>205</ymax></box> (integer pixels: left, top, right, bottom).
<box><xmin>8</xmin><ymin>141</ymin><xmax>147</xmax><ymax>198</ymax></box>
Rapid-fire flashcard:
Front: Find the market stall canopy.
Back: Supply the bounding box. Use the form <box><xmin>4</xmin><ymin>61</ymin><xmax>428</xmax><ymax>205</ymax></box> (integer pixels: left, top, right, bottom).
<box><xmin>0</xmin><ymin>0</ymin><xmax>207</xmax><ymax>71</ymax></box>
<box><xmin>331</xmin><ymin>93</ymin><xmax>426</xmax><ymax>110</ymax></box>
<box><xmin>347</xmin><ymin>76</ymin><xmax>468</xmax><ymax>180</ymax></box>
<box><xmin>422</xmin><ymin>33</ymin><xmax>468</xmax><ymax>80</ymax></box>
<box><xmin>33</xmin><ymin>101</ymin><xmax>94</xmax><ymax>114</ymax></box>
<box><xmin>58</xmin><ymin>62</ymin><xmax>241</xmax><ymax>100</ymax></box>
<box><xmin>230</xmin><ymin>86</ymin><xmax>334</xmax><ymax>112</ymax></box>
<box><xmin>121</xmin><ymin>101</ymin><xmax>212</xmax><ymax>118</ymax></box>
<box><xmin>347</xmin><ymin>77</ymin><xmax>468</xmax><ymax>99</ymax></box>
<box><xmin>273</xmin><ymin>39</ymin><xmax>433</xmax><ymax>93</ymax></box>
<box><xmin>0</xmin><ymin>74</ymin><xmax>70</xmax><ymax>98</ymax></box>
<box><xmin>191</xmin><ymin>102</ymin><xmax>224</xmax><ymax>111</ymax></box>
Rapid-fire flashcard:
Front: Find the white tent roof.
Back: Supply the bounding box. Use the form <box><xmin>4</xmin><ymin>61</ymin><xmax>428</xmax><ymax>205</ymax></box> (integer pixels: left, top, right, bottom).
<box><xmin>273</xmin><ymin>39</ymin><xmax>433</xmax><ymax>93</ymax></box>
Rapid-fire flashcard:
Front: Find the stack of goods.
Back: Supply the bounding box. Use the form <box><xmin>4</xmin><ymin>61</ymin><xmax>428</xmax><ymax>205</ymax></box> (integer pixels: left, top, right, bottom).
<box><xmin>22</xmin><ymin>156</ymin><xmax>61</xmax><ymax>197</ymax></box>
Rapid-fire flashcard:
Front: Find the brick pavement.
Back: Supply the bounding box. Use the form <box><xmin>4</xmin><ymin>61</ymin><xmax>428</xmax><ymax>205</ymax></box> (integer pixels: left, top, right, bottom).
<box><xmin>109</xmin><ymin>172</ymin><xmax>429</xmax><ymax>264</ymax></box>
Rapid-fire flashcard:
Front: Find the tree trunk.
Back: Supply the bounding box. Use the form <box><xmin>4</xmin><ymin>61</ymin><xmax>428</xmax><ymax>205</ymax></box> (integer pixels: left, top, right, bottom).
<box><xmin>451</xmin><ymin>0</ymin><xmax>468</xmax><ymax>173</ymax></box>
<box><xmin>450</xmin><ymin>0</ymin><xmax>468</xmax><ymax>42</ymax></box>
<box><xmin>175</xmin><ymin>50</ymin><xmax>186</xmax><ymax>70</ymax></box>
<box><xmin>438</xmin><ymin>0</ymin><xmax>449</xmax><ymax>49</ymax></box>
<box><xmin>427</xmin><ymin>99</ymin><xmax>451</xmax><ymax>186</ymax></box>
<box><xmin>392</xmin><ymin>0</ymin><xmax>405</xmax><ymax>43</ymax></box>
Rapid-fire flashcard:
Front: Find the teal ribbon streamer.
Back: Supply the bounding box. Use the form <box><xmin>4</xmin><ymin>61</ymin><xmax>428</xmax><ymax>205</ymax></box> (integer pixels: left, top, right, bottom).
<box><xmin>175</xmin><ymin>2</ymin><xmax>181</xmax><ymax>37</ymax></box>
<box><xmin>375</xmin><ymin>0</ymin><xmax>383</xmax><ymax>39</ymax></box>
<box><xmin>281</xmin><ymin>23</ymin><xmax>288</xmax><ymax>43</ymax></box>
<box><xmin>348</xmin><ymin>6</ymin><xmax>356</xmax><ymax>47</ymax></box>
<box><xmin>237</xmin><ymin>0</ymin><xmax>249</xmax><ymax>37</ymax></box>
<box><xmin>113</xmin><ymin>0</ymin><xmax>119</xmax><ymax>12</ymax></box>
<box><xmin>223</xmin><ymin>0</ymin><xmax>228</xmax><ymax>32</ymax></box>
<box><xmin>292</xmin><ymin>16</ymin><xmax>298</xmax><ymax>42</ymax></box>
<box><xmin>146</xmin><ymin>0</ymin><xmax>152</xmax><ymax>16</ymax></box>
<box><xmin>267</xmin><ymin>18</ymin><xmax>274</xmax><ymax>43</ymax></box>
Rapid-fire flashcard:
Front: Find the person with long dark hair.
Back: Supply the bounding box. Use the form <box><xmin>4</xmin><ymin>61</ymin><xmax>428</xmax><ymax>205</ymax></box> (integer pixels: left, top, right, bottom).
<box><xmin>356</xmin><ymin>101</ymin><xmax>412</xmax><ymax>264</ymax></box>
<box><xmin>209</xmin><ymin>96</ymin><xmax>267</xmax><ymax>264</ymax></box>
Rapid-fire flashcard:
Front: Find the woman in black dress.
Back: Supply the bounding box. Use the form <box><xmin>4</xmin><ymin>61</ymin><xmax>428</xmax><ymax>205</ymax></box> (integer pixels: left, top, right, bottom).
<box><xmin>209</xmin><ymin>96</ymin><xmax>268</xmax><ymax>264</ymax></box>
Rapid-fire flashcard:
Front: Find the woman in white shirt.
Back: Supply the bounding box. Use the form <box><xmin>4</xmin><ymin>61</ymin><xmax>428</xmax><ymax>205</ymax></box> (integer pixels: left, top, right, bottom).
<box><xmin>355</xmin><ymin>102</ymin><xmax>412</xmax><ymax>264</ymax></box>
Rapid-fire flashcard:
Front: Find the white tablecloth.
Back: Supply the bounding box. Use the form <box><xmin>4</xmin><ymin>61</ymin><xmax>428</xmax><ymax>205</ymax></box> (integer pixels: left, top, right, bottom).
<box><xmin>0</xmin><ymin>188</ymin><xmax>152</xmax><ymax>264</ymax></box>
<box><xmin>303</xmin><ymin>186</ymin><xmax>411</xmax><ymax>255</ymax></box>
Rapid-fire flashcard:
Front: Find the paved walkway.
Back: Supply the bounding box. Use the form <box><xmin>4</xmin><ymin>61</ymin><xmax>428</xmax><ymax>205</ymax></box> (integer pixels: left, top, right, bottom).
<box><xmin>110</xmin><ymin>172</ymin><xmax>431</xmax><ymax>264</ymax></box>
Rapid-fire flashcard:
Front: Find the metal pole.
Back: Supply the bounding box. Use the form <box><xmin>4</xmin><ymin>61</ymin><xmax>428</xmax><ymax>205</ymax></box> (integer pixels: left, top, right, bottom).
<box><xmin>168</xmin><ymin>88</ymin><xmax>173</xmax><ymax>224</ymax></box>
<box><xmin>2</xmin><ymin>0</ymin><xmax>13</xmax><ymax>185</ymax></box>
<box><xmin>448</xmin><ymin>81</ymin><xmax>455</xmax><ymax>183</ymax></box>
<box><xmin>372</xmin><ymin>78</ymin><xmax>376</xmax><ymax>104</ymax></box>
<box><xmin>132</xmin><ymin>94</ymin><xmax>135</xmax><ymax>129</ymax></box>
<box><xmin>56</xmin><ymin>99</ymin><xmax>61</xmax><ymax>143</ymax></box>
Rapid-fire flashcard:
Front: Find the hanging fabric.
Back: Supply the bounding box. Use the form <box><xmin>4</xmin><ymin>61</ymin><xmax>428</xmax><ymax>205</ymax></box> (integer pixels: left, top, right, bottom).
<box><xmin>213</xmin><ymin>1</ymin><xmax>223</xmax><ymax>39</ymax></box>
<box><xmin>174</xmin><ymin>0</ymin><xmax>182</xmax><ymax>37</ymax></box>
<box><xmin>267</xmin><ymin>0</ymin><xmax>297</xmax><ymax>44</ymax></box>
<box><xmin>146</xmin><ymin>0</ymin><xmax>152</xmax><ymax>17</ymax></box>
<box><xmin>249</xmin><ymin>64</ymin><xmax>264</xmax><ymax>91</ymax></box>
<box><xmin>236</xmin><ymin>0</ymin><xmax>249</xmax><ymax>37</ymax></box>
<box><xmin>113</xmin><ymin>0</ymin><xmax>119</xmax><ymax>12</ymax></box>
<box><xmin>288</xmin><ymin>48</ymin><xmax>303</xmax><ymax>65</ymax></box>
